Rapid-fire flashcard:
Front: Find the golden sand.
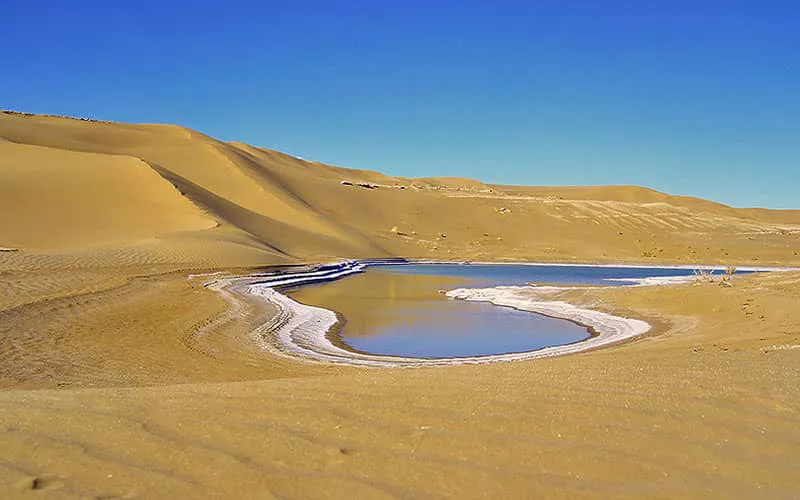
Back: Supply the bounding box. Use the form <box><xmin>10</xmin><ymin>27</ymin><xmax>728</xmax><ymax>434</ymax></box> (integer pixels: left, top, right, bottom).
<box><xmin>1</xmin><ymin>111</ymin><xmax>799</xmax><ymax>497</ymax></box>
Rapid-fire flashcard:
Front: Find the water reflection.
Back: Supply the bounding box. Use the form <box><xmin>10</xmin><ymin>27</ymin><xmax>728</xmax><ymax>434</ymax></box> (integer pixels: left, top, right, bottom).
<box><xmin>286</xmin><ymin>269</ymin><xmax>590</xmax><ymax>359</ymax></box>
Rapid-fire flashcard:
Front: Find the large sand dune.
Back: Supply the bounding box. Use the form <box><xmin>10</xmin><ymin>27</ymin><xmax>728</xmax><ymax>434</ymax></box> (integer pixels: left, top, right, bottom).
<box><xmin>2</xmin><ymin>110</ymin><xmax>799</xmax><ymax>266</ymax></box>
<box><xmin>1</xmin><ymin>111</ymin><xmax>799</xmax><ymax>498</ymax></box>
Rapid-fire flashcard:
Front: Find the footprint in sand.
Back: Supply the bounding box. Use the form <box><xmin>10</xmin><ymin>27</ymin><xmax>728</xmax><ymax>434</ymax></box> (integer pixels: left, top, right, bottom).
<box><xmin>15</xmin><ymin>474</ymin><xmax>65</xmax><ymax>491</ymax></box>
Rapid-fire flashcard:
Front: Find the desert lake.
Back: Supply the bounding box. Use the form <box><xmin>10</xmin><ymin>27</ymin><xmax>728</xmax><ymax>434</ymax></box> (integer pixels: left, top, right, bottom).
<box><xmin>283</xmin><ymin>263</ymin><xmax>743</xmax><ymax>359</ymax></box>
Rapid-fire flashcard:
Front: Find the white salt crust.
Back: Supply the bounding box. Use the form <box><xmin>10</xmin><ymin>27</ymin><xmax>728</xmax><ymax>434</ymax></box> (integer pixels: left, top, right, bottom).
<box><xmin>238</xmin><ymin>262</ymin><xmax>653</xmax><ymax>367</ymax></box>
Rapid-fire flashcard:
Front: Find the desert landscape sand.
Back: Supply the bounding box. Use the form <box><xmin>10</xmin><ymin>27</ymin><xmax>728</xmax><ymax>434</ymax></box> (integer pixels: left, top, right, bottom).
<box><xmin>1</xmin><ymin>111</ymin><xmax>799</xmax><ymax>498</ymax></box>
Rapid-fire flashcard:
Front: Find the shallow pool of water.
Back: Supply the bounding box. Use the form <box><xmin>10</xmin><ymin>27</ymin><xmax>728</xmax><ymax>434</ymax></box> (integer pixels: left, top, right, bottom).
<box><xmin>283</xmin><ymin>263</ymin><xmax>752</xmax><ymax>359</ymax></box>
<box><xmin>283</xmin><ymin>263</ymin><xmax>705</xmax><ymax>359</ymax></box>
<box><xmin>340</xmin><ymin>297</ymin><xmax>591</xmax><ymax>358</ymax></box>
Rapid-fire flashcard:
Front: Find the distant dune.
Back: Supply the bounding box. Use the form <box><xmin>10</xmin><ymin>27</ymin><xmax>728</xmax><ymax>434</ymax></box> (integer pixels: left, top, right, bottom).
<box><xmin>1</xmin><ymin>110</ymin><xmax>799</xmax><ymax>268</ymax></box>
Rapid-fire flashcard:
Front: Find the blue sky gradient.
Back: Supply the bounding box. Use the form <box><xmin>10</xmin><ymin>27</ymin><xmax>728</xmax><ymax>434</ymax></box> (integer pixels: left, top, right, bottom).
<box><xmin>2</xmin><ymin>1</ymin><xmax>798</xmax><ymax>208</ymax></box>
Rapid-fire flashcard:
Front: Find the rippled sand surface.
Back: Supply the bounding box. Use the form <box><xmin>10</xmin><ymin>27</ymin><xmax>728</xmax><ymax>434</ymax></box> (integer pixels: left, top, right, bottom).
<box><xmin>1</xmin><ymin>264</ymin><xmax>799</xmax><ymax>498</ymax></box>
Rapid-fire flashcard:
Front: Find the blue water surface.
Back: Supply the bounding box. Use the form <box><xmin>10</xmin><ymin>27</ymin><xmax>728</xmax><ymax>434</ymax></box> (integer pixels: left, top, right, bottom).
<box><xmin>372</xmin><ymin>263</ymin><xmax>747</xmax><ymax>287</ymax></box>
<box><xmin>302</xmin><ymin>263</ymin><xmax>752</xmax><ymax>359</ymax></box>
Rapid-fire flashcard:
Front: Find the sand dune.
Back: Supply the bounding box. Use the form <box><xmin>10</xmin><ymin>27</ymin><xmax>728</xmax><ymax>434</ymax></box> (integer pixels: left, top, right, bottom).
<box><xmin>0</xmin><ymin>141</ymin><xmax>215</xmax><ymax>250</ymax></box>
<box><xmin>2</xmin><ymin>110</ymin><xmax>799</xmax><ymax>266</ymax></box>
<box><xmin>1</xmin><ymin>111</ymin><xmax>799</xmax><ymax>497</ymax></box>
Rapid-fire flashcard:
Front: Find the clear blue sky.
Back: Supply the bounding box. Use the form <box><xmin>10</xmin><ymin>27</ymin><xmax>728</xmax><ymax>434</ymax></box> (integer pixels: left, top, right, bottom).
<box><xmin>2</xmin><ymin>1</ymin><xmax>798</xmax><ymax>208</ymax></box>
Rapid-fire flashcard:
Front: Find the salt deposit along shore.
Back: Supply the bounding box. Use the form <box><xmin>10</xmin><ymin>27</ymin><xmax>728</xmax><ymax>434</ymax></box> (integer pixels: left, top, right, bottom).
<box><xmin>227</xmin><ymin>261</ymin><xmax>656</xmax><ymax>367</ymax></box>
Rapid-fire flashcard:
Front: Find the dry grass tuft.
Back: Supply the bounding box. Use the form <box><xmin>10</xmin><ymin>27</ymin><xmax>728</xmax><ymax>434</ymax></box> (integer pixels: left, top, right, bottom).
<box><xmin>693</xmin><ymin>266</ymin><xmax>737</xmax><ymax>287</ymax></box>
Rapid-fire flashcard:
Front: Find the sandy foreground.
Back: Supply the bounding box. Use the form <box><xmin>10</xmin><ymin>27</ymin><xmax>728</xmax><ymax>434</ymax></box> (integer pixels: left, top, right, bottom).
<box><xmin>1</xmin><ymin>112</ymin><xmax>799</xmax><ymax>498</ymax></box>
<box><xmin>1</xmin><ymin>264</ymin><xmax>798</xmax><ymax>498</ymax></box>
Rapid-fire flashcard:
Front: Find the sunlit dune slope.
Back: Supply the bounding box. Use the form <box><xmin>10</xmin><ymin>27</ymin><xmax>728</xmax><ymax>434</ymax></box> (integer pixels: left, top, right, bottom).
<box><xmin>1</xmin><ymin>110</ymin><xmax>799</xmax><ymax>266</ymax></box>
<box><xmin>0</xmin><ymin>141</ymin><xmax>215</xmax><ymax>250</ymax></box>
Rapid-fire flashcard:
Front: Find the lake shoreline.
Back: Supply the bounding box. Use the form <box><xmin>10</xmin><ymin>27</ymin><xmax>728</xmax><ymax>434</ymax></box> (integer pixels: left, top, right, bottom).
<box><xmin>205</xmin><ymin>260</ymin><xmax>713</xmax><ymax>366</ymax></box>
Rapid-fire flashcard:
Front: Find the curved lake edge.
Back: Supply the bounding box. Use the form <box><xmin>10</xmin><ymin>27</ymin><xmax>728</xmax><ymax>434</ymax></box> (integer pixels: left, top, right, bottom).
<box><xmin>208</xmin><ymin>259</ymin><xmax>792</xmax><ymax>367</ymax></box>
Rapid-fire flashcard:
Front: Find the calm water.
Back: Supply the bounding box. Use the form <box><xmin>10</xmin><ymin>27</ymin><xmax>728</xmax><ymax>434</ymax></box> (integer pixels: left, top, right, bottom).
<box><xmin>341</xmin><ymin>297</ymin><xmax>591</xmax><ymax>358</ymax></box>
<box><xmin>373</xmin><ymin>263</ymin><xmax>742</xmax><ymax>287</ymax></box>
<box><xmin>287</xmin><ymin>263</ymin><xmax>744</xmax><ymax>359</ymax></box>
